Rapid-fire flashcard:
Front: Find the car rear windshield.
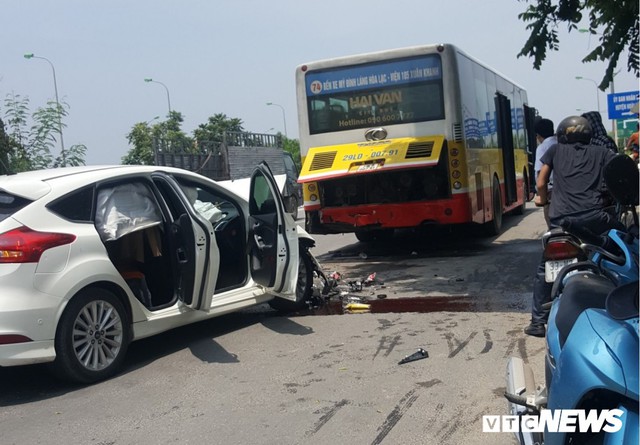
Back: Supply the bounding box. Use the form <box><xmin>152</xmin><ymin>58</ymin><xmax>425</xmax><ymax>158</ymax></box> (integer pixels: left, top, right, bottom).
<box><xmin>0</xmin><ymin>191</ymin><xmax>32</xmax><ymax>223</ymax></box>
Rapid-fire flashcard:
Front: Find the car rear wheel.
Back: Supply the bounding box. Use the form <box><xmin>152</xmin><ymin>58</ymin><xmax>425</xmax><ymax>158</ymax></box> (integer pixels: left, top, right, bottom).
<box><xmin>51</xmin><ymin>287</ymin><xmax>130</xmax><ymax>384</ymax></box>
<box><xmin>269</xmin><ymin>248</ymin><xmax>314</xmax><ymax>312</ymax></box>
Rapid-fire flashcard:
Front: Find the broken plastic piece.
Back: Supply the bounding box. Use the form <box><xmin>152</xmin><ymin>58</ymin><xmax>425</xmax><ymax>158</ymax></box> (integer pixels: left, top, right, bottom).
<box><xmin>363</xmin><ymin>272</ymin><xmax>384</xmax><ymax>286</ymax></box>
<box><xmin>398</xmin><ymin>348</ymin><xmax>429</xmax><ymax>365</ymax></box>
<box><xmin>348</xmin><ymin>281</ymin><xmax>363</xmax><ymax>292</ymax></box>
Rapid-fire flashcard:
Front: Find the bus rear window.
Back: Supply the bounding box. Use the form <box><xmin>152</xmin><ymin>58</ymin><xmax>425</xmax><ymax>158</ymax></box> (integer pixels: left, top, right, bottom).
<box><xmin>0</xmin><ymin>192</ymin><xmax>32</xmax><ymax>223</ymax></box>
<box><xmin>306</xmin><ymin>55</ymin><xmax>444</xmax><ymax>134</ymax></box>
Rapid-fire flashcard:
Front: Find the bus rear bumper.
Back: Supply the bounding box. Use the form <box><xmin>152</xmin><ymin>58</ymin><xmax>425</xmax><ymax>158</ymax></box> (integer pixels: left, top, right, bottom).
<box><xmin>307</xmin><ymin>196</ymin><xmax>471</xmax><ymax>233</ymax></box>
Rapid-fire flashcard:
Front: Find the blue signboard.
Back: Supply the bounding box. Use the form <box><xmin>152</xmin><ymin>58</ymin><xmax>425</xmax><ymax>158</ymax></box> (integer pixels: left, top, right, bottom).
<box><xmin>305</xmin><ymin>56</ymin><xmax>442</xmax><ymax>96</ymax></box>
<box><xmin>607</xmin><ymin>90</ymin><xmax>640</xmax><ymax>120</ymax></box>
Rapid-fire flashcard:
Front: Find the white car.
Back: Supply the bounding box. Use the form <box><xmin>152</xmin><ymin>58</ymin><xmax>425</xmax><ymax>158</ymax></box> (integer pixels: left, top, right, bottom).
<box><xmin>0</xmin><ymin>163</ymin><xmax>318</xmax><ymax>383</ymax></box>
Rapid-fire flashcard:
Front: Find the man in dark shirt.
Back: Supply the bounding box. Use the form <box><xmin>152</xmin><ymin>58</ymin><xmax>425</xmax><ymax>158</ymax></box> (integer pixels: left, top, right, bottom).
<box><xmin>525</xmin><ymin>116</ymin><xmax>617</xmax><ymax>337</ymax></box>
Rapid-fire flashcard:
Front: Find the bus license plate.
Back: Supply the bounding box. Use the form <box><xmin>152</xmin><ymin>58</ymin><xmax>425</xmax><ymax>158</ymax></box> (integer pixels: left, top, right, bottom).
<box><xmin>354</xmin><ymin>163</ymin><xmax>382</xmax><ymax>172</ymax></box>
<box><xmin>544</xmin><ymin>258</ymin><xmax>578</xmax><ymax>282</ymax></box>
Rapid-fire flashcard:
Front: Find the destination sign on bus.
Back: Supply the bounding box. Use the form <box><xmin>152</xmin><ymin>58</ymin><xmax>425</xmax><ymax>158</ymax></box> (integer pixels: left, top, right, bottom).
<box><xmin>305</xmin><ymin>55</ymin><xmax>442</xmax><ymax>96</ymax></box>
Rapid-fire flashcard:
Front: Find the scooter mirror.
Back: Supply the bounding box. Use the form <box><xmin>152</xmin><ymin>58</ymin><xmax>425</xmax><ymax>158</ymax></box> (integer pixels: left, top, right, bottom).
<box><xmin>606</xmin><ymin>280</ymin><xmax>639</xmax><ymax>320</ymax></box>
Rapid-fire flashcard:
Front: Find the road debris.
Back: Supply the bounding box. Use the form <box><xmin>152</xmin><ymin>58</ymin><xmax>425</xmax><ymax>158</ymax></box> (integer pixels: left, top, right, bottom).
<box><xmin>398</xmin><ymin>348</ymin><xmax>429</xmax><ymax>365</ymax></box>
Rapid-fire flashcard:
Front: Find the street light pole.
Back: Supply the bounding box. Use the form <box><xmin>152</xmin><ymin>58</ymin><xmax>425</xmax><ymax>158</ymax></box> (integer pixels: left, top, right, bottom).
<box><xmin>144</xmin><ymin>78</ymin><xmax>172</xmax><ymax>115</ymax></box>
<box><xmin>266</xmin><ymin>102</ymin><xmax>287</xmax><ymax>138</ymax></box>
<box><xmin>610</xmin><ymin>75</ymin><xmax>618</xmax><ymax>146</ymax></box>
<box><xmin>575</xmin><ymin>76</ymin><xmax>601</xmax><ymax>113</ymax></box>
<box><xmin>145</xmin><ymin>115</ymin><xmax>160</xmax><ymax>125</ymax></box>
<box><xmin>24</xmin><ymin>53</ymin><xmax>66</xmax><ymax>164</ymax></box>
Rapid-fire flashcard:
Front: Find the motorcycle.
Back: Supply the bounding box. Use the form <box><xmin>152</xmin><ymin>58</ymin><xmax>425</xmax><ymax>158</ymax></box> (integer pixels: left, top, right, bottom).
<box><xmin>505</xmin><ymin>155</ymin><xmax>639</xmax><ymax>445</ymax></box>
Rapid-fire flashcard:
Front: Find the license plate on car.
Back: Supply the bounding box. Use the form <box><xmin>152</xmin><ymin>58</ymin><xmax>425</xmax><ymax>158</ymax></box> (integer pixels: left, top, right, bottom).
<box><xmin>545</xmin><ymin>258</ymin><xmax>578</xmax><ymax>282</ymax></box>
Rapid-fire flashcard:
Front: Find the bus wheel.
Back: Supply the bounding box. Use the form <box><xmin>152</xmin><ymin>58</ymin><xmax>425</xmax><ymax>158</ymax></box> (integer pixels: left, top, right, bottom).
<box><xmin>355</xmin><ymin>228</ymin><xmax>394</xmax><ymax>243</ymax></box>
<box><xmin>483</xmin><ymin>178</ymin><xmax>503</xmax><ymax>236</ymax></box>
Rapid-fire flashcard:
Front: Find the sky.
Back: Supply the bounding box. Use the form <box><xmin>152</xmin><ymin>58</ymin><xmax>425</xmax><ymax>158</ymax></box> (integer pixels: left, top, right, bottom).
<box><xmin>1</xmin><ymin>0</ymin><xmax>638</xmax><ymax>165</ymax></box>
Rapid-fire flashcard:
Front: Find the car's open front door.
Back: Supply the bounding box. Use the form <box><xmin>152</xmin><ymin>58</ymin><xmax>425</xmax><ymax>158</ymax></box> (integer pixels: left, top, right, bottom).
<box><xmin>248</xmin><ymin>162</ymin><xmax>299</xmax><ymax>301</ymax></box>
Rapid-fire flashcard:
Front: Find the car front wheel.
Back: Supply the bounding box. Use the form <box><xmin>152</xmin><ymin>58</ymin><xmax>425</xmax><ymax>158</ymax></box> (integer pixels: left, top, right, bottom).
<box><xmin>51</xmin><ymin>287</ymin><xmax>130</xmax><ymax>384</ymax></box>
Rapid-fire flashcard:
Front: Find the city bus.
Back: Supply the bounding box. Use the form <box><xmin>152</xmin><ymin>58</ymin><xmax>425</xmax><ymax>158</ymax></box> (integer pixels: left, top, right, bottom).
<box><xmin>295</xmin><ymin>43</ymin><xmax>537</xmax><ymax>241</ymax></box>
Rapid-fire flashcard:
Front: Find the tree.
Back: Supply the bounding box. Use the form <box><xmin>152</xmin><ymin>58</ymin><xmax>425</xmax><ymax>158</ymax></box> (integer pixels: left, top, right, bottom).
<box><xmin>282</xmin><ymin>135</ymin><xmax>302</xmax><ymax>171</ymax></box>
<box><xmin>161</xmin><ymin>111</ymin><xmax>194</xmax><ymax>153</ymax></box>
<box><xmin>122</xmin><ymin>121</ymin><xmax>155</xmax><ymax>165</ymax></box>
<box><xmin>2</xmin><ymin>93</ymin><xmax>86</xmax><ymax>172</ymax></box>
<box><xmin>517</xmin><ymin>0</ymin><xmax>639</xmax><ymax>90</ymax></box>
<box><xmin>0</xmin><ymin>118</ymin><xmax>12</xmax><ymax>174</ymax></box>
<box><xmin>193</xmin><ymin>113</ymin><xmax>244</xmax><ymax>153</ymax></box>
<box><xmin>122</xmin><ymin>111</ymin><xmax>194</xmax><ymax>164</ymax></box>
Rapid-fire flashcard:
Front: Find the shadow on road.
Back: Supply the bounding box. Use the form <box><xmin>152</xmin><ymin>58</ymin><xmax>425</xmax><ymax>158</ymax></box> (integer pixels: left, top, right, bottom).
<box><xmin>0</xmin><ymin>308</ymin><xmax>315</xmax><ymax>406</ymax></box>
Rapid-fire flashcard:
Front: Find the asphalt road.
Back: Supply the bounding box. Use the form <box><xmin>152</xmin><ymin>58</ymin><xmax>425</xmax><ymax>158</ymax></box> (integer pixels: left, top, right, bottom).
<box><xmin>0</xmin><ymin>203</ymin><xmax>548</xmax><ymax>445</ymax></box>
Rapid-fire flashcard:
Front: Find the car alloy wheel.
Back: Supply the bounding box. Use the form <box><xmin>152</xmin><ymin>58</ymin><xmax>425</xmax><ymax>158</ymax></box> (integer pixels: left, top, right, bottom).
<box><xmin>52</xmin><ymin>288</ymin><xmax>130</xmax><ymax>383</ymax></box>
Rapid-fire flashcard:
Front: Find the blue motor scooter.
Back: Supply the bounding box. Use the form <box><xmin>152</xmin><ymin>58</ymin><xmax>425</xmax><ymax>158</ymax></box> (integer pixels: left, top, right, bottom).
<box><xmin>505</xmin><ymin>155</ymin><xmax>639</xmax><ymax>445</ymax></box>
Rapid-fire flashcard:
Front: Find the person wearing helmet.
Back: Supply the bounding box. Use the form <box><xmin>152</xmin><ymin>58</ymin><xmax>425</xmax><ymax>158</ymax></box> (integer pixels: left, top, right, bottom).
<box><xmin>525</xmin><ymin>115</ymin><xmax>618</xmax><ymax>337</ymax></box>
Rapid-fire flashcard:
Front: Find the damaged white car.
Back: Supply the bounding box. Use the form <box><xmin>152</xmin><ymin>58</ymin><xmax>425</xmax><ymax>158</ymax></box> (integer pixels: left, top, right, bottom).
<box><xmin>0</xmin><ymin>163</ymin><xmax>319</xmax><ymax>383</ymax></box>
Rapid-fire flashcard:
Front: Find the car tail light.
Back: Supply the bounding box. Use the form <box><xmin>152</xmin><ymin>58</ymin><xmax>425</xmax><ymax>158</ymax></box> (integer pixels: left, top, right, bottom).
<box><xmin>0</xmin><ymin>226</ymin><xmax>76</xmax><ymax>263</ymax></box>
<box><xmin>544</xmin><ymin>239</ymin><xmax>582</xmax><ymax>261</ymax></box>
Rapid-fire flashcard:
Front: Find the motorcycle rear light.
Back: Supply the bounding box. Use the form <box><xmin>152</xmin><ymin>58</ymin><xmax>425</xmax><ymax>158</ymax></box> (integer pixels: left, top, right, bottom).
<box><xmin>544</xmin><ymin>240</ymin><xmax>582</xmax><ymax>260</ymax></box>
<box><xmin>0</xmin><ymin>334</ymin><xmax>33</xmax><ymax>345</ymax></box>
<box><xmin>0</xmin><ymin>226</ymin><xmax>76</xmax><ymax>263</ymax></box>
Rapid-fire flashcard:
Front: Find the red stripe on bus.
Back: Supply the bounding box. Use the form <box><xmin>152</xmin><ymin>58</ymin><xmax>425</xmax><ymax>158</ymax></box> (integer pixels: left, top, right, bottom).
<box><xmin>318</xmin><ymin>194</ymin><xmax>473</xmax><ymax>228</ymax></box>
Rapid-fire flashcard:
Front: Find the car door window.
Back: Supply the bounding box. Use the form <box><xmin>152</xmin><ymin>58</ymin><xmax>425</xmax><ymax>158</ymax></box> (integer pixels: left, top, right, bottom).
<box><xmin>94</xmin><ymin>182</ymin><xmax>162</xmax><ymax>242</ymax></box>
<box><xmin>0</xmin><ymin>192</ymin><xmax>32</xmax><ymax>223</ymax></box>
<box><xmin>173</xmin><ymin>176</ymin><xmax>247</xmax><ymax>291</ymax></box>
<box><xmin>251</xmin><ymin>173</ymin><xmax>277</xmax><ymax>215</ymax></box>
<box><xmin>47</xmin><ymin>186</ymin><xmax>95</xmax><ymax>222</ymax></box>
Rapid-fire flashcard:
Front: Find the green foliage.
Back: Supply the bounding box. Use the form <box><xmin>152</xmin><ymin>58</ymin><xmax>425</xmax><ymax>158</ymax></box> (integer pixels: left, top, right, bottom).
<box><xmin>517</xmin><ymin>0</ymin><xmax>639</xmax><ymax>89</ymax></box>
<box><xmin>122</xmin><ymin>112</ymin><xmax>304</xmax><ymax>174</ymax></box>
<box><xmin>58</xmin><ymin>144</ymin><xmax>87</xmax><ymax>167</ymax></box>
<box><xmin>1</xmin><ymin>94</ymin><xmax>85</xmax><ymax>172</ymax></box>
<box><xmin>0</xmin><ymin>118</ymin><xmax>11</xmax><ymax>175</ymax></box>
<box><xmin>193</xmin><ymin>113</ymin><xmax>244</xmax><ymax>153</ymax></box>
<box><xmin>122</xmin><ymin>122</ymin><xmax>155</xmax><ymax>165</ymax></box>
<box><xmin>282</xmin><ymin>135</ymin><xmax>301</xmax><ymax>171</ymax></box>
<box><xmin>123</xmin><ymin>111</ymin><xmax>196</xmax><ymax>163</ymax></box>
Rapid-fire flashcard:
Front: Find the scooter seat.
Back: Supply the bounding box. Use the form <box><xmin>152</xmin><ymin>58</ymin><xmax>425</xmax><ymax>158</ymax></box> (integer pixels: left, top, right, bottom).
<box><xmin>556</xmin><ymin>273</ymin><xmax>615</xmax><ymax>348</ymax></box>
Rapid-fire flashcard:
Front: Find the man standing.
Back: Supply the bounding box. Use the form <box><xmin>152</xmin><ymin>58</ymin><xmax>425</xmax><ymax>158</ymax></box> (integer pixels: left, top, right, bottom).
<box><xmin>533</xmin><ymin>118</ymin><xmax>556</xmax><ymax>228</ymax></box>
<box><xmin>525</xmin><ymin>115</ymin><xmax>617</xmax><ymax>337</ymax></box>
